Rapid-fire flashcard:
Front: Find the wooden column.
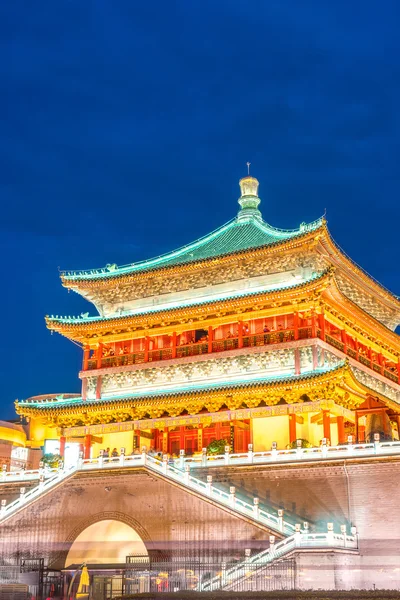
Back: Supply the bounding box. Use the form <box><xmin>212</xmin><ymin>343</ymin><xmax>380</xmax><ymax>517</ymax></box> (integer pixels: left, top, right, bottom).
<box><xmin>294</xmin><ymin>312</ymin><xmax>299</xmax><ymax>341</ymax></box>
<box><xmin>238</xmin><ymin>320</ymin><xmax>243</xmax><ymax>349</ymax></box>
<box><xmin>171</xmin><ymin>332</ymin><xmax>177</xmax><ymax>359</ymax></box>
<box><xmin>354</xmin><ymin>338</ymin><xmax>359</xmax><ymax>360</ymax></box>
<box><xmin>84</xmin><ymin>435</ymin><xmax>91</xmax><ymax>460</ymax></box>
<box><xmin>355</xmin><ymin>411</ymin><xmax>359</xmax><ymax>443</ymax></box>
<box><xmin>337</xmin><ymin>416</ymin><xmax>345</xmax><ymax>444</ymax></box>
<box><xmin>144</xmin><ymin>336</ymin><xmax>150</xmax><ymax>362</ymax></box>
<box><xmin>133</xmin><ymin>430</ymin><xmax>140</xmax><ymax>450</ymax></box>
<box><xmin>82</xmin><ymin>346</ymin><xmax>90</xmax><ymax>371</ymax></box>
<box><xmin>179</xmin><ymin>426</ymin><xmax>185</xmax><ymax>452</ymax></box>
<box><xmin>197</xmin><ymin>425</ymin><xmax>203</xmax><ymax>452</ymax></box>
<box><xmin>289</xmin><ymin>414</ymin><xmax>297</xmax><ymax>444</ymax></box>
<box><xmin>311</xmin><ymin>310</ymin><xmax>317</xmax><ymax>338</ymax></box>
<box><xmin>208</xmin><ymin>326</ymin><xmax>213</xmax><ymax>353</ymax></box>
<box><xmin>323</xmin><ymin>410</ymin><xmax>331</xmax><ymax>442</ymax></box>
<box><xmin>150</xmin><ymin>429</ymin><xmax>156</xmax><ymax>450</ymax></box>
<box><xmin>96</xmin><ymin>343</ymin><xmax>103</xmax><ymax>369</ymax></box>
<box><xmin>95</xmin><ymin>376</ymin><xmax>102</xmax><ymax>400</ymax></box>
<box><xmin>319</xmin><ymin>310</ymin><xmax>326</xmax><ymax>341</ymax></box>
<box><xmin>162</xmin><ymin>429</ymin><xmax>169</xmax><ymax>454</ymax></box>
<box><xmin>59</xmin><ymin>436</ymin><xmax>66</xmax><ymax>458</ymax></box>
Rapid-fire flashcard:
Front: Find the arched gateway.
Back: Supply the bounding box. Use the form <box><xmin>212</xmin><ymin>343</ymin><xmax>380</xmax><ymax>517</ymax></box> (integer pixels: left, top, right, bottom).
<box><xmin>65</xmin><ymin>518</ymin><xmax>148</xmax><ymax>567</ymax></box>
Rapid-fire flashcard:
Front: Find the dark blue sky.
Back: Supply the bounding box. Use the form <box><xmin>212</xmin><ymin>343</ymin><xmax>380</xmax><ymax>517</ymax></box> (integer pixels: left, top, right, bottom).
<box><xmin>1</xmin><ymin>1</ymin><xmax>399</xmax><ymax>419</ymax></box>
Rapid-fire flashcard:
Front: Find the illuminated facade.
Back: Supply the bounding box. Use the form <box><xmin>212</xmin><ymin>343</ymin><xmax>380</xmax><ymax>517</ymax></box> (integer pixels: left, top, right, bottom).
<box><xmin>15</xmin><ymin>174</ymin><xmax>400</xmax><ymax>461</ymax></box>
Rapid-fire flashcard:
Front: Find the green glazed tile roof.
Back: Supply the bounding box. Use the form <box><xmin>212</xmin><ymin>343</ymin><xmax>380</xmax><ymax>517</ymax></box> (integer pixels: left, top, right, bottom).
<box><xmin>16</xmin><ymin>362</ymin><xmax>345</xmax><ymax>410</ymax></box>
<box><xmin>47</xmin><ymin>269</ymin><xmax>328</xmax><ymax>325</ymax></box>
<box><xmin>61</xmin><ymin>214</ymin><xmax>324</xmax><ymax>282</ymax></box>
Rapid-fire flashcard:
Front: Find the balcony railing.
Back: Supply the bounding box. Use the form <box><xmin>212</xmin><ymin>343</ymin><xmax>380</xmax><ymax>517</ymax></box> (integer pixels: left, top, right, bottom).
<box><xmin>85</xmin><ymin>327</ymin><xmax>399</xmax><ymax>386</ymax></box>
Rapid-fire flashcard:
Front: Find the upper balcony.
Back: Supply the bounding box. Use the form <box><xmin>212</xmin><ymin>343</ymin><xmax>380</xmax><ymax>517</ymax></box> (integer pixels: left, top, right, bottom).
<box><xmin>82</xmin><ymin>313</ymin><xmax>400</xmax><ymax>386</ymax></box>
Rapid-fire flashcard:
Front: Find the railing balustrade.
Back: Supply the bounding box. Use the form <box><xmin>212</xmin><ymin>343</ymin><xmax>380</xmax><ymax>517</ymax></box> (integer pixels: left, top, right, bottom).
<box><xmin>84</xmin><ymin>326</ymin><xmax>399</xmax><ymax>386</ymax></box>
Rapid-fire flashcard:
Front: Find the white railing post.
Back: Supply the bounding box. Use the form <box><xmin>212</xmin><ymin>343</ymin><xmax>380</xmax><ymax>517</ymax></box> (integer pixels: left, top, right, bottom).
<box><xmin>347</xmin><ymin>435</ymin><xmax>353</xmax><ymax>455</ymax></box>
<box><xmin>303</xmin><ymin>521</ymin><xmax>309</xmax><ymax>533</ymax></box>
<box><xmin>206</xmin><ymin>475</ymin><xmax>212</xmax><ymax>496</ymax></box>
<box><xmin>162</xmin><ymin>454</ymin><xmax>168</xmax><ymax>474</ymax></box>
<box><xmin>201</xmin><ymin>448</ymin><xmax>207</xmax><ymax>467</ymax></box>
<box><xmin>78</xmin><ymin>452</ymin><xmax>83</xmax><ymax>469</ymax></box>
<box><xmin>327</xmin><ymin>522</ymin><xmax>334</xmax><ymax>544</ymax></box>
<box><xmin>224</xmin><ymin>445</ymin><xmax>230</xmax><ymax>465</ymax></box>
<box><xmin>351</xmin><ymin>525</ymin><xmax>358</xmax><ymax>546</ymax></box>
<box><xmin>278</xmin><ymin>509</ymin><xmax>284</xmax><ymax>532</ymax></box>
<box><xmin>39</xmin><ymin>473</ymin><xmax>45</xmax><ymax>490</ymax></box>
<box><xmin>179</xmin><ymin>449</ymin><xmax>185</xmax><ymax>470</ymax></box>
<box><xmin>220</xmin><ymin>561</ymin><xmax>226</xmax><ymax>588</ymax></box>
<box><xmin>374</xmin><ymin>433</ymin><xmax>381</xmax><ymax>454</ymax></box>
<box><xmin>141</xmin><ymin>446</ymin><xmax>147</xmax><ymax>465</ymax></box>
<box><xmin>0</xmin><ymin>499</ymin><xmax>6</xmax><ymax>517</ymax></box>
<box><xmin>120</xmin><ymin>447</ymin><xmax>125</xmax><ymax>466</ymax></box>
<box><xmin>2</xmin><ymin>465</ymin><xmax>7</xmax><ymax>481</ymax></box>
<box><xmin>39</xmin><ymin>460</ymin><xmax>44</xmax><ymax>476</ymax></box>
<box><xmin>20</xmin><ymin>487</ymin><xmax>26</xmax><ymax>501</ymax></box>
<box><xmin>98</xmin><ymin>449</ymin><xmax>104</xmax><ymax>468</ymax></box>
<box><xmin>321</xmin><ymin>438</ymin><xmax>328</xmax><ymax>458</ymax></box>
<box><xmin>269</xmin><ymin>535</ymin><xmax>275</xmax><ymax>555</ymax></box>
<box><xmin>247</xmin><ymin>443</ymin><xmax>253</xmax><ymax>463</ymax></box>
<box><xmin>253</xmin><ymin>497</ymin><xmax>260</xmax><ymax>519</ymax></box>
<box><xmin>184</xmin><ymin>464</ymin><xmax>190</xmax><ymax>484</ymax></box>
<box><xmin>58</xmin><ymin>459</ymin><xmax>64</xmax><ymax>475</ymax></box>
<box><xmin>271</xmin><ymin>441</ymin><xmax>277</xmax><ymax>460</ymax></box>
<box><xmin>294</xmin><ymin>523</ymin><xmax>302</xmax><ymax>545</ymax></box>
<box><xmin>296</xmin><ymin>439</ymin><xmax>303</xmax><ymax>459</ymax></box>
<box><xmin>340</xmin><ymin>524</ymin><xmax>347</xmax><ymax>548</ymax></box>
<box><xmin>229</xmin><ymin>486</ymin><xmax>236</xmax><ymax>508</ymax></box>
<box><xmin>244</xmin><ymin>548</ymin><xmax>251</xmax><ymax>564</ymax></box>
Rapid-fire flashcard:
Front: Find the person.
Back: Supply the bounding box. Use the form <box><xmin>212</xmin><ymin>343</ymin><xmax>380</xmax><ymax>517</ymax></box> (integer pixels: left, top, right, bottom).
<box><xmin>103</xmin><ymin>447</ymin><xmax>110</xmax><ymax>458</ymax></box>
<box><xmin>111</xmin><ymin>448</ymin><xmax>118</xmax><ymax>457</ymax></box>
<box><xmin>263</xmin><ymin>325</ymin><xmax>270</xmax><ymax>333</ymax></box>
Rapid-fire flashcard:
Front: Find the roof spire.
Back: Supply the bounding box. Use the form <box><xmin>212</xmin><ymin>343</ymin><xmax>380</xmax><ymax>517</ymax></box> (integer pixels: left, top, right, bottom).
<box><xmin>238</xmin><ymin>167</ymin><xmax>262</xmax><ymax>221</ymax></box>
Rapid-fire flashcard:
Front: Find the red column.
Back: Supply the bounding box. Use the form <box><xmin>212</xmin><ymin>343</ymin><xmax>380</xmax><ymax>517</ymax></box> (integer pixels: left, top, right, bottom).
<box><xmin>294</xmin><ymin>348</ymin><xmax>301</xmax><ymax>375</ymax></box>
<box><xmin>337</xmin><ymin>416</ymin><xmax>345</xmax><ymax>444</ymax></box>
<box><xmin>294</xmin><ymin>312</ymin><xmax>299</xmax><ymax>340</ymax></box>
<box><xmin>311</xmin><ymin>311</ymin><xmax>317</xmax><ymax>338</ymax></box>
<box><xmin>84</xmin><ymin>435</ymin><xmax>91</xmax><ymax>460</ymax></box>
<box><xmin>179</xmin><ymin>426</ymin><xmax>185</xmax><ymax>451</ymax></box>
<box><xmin>397</xmin><ymin>358</ymin><xmax>400</xmax><ymax>384</ymax></box>
<box><xmin>144</xmin><ymin>336</ymin><xmax>150</xmax><ymax>362</ymax></box>
<box><xmin>171</xmin><ymin>332</ymin><xmax>177</xmax><ymax>359</ymax></box>
<box><xmin>59</xmin><ymin>436</ymin><xmax>66</xmax><ymax>458</ymax></box>
<box><xmin>354</xmin><ymin>338</ymin><xmax>359</xmax><ymax>360</ymax></box>
<box><xmin>323</xmin><ymin>411</ymin><xmax>331</xmax><ymax>442</ymax></box>
<box><xmin>96</xmin><ymin>343</ymin><xmax>103</xmax><ymax>369</ymax></box>
<box><xmin>82</xmin><ymin>346</ymin><xmax>90</xmax><ymax>371</ymax></box>
<box><xmin>289</xmin><ymin>414</ymin><xmax>297</xmax><ymax>443</ymax></box>
<box><xmin>150</xmin><ymin>429</ymin><xmax>156</xmax><ymax>451</ymax></box>
<box><xmin>238</xmin><ymin>320</ymin><xmax>243</xmax><ymax>349</ymax></box>
<box><xmin>162</xmin><ymin>429</ymin><xmax>169</xmax><ymax>454</ymax></box>
<box><xmin>208</xmin><ymin>326</ymin><xmax>213</xmax><ymax>353</ymax></box>
<box><xmin>319</xmin><ymin>310</ymin><xmax>326</xmax><ymax>341</ymax></box>
<box><xmin>95</xmin><ymin>376</ymin><xmax>102</xmax><ymax>400</ymax></box>
<box><xmin>355</xmin><ymin>411</ymin><xmax>359</xmax><ymax>443</ymax></box>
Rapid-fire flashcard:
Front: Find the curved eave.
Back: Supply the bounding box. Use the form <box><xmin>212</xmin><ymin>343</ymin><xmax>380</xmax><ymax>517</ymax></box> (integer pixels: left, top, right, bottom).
<box><xmin>15</xmin><ymin>362</ymin><xmax>346</xmax><ymax>416</ymax></box>
<box><xmin>319</xmin><ymin>226</ymin><xmax>400</xmax><ymax>313</ymax></box>
<box><xmin>60</xmin><ymin>224</ymin><xmax>325</xmax><ymax>291</ymax></box>
<box><xmin>46</xmin><ymin>269</ymin><xmax>332</xmax><ymax>340</ymax></box>
<box><xmin>324</xmin><ymin>277</ymin><xmax>400</xmax><ymax>355</ymax></box>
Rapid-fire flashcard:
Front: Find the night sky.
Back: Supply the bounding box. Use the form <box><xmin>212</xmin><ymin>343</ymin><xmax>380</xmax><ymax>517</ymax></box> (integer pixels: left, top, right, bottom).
<box><xmin>1</xmin><ymin>1</ymin><xmax>399</xmax><ymax>420</ymax></box>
